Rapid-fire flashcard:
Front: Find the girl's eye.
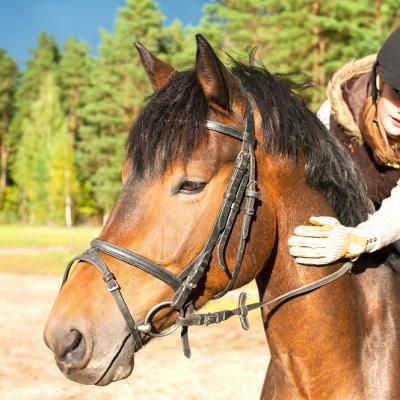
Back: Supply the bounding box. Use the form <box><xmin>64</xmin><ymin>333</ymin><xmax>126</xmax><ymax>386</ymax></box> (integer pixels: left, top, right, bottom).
<box><xmin>178</xmin><ymin>181</ymin><xmax>207</xmax><ymax>194</ymax></box>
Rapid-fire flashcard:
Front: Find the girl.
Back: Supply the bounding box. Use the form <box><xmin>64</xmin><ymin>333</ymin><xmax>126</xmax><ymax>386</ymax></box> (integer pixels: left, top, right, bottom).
<box><xmin>289</xmin><ymin>28</ymin><xmax>400</xmax><ymax>265</ymax></box>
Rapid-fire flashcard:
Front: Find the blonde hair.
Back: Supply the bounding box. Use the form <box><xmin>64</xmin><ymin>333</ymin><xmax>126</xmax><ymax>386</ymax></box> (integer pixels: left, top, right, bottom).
<box><xmin>360</xmin><ymin>96</ymin><xmax>400</xmax><ymax>166</ymax></box>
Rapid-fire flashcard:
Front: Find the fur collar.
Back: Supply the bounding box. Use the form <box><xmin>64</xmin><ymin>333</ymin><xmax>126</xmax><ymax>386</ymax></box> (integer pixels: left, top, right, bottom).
<box><xmin>327</xmin><ymin>54</ymin><xmax>376</xmax><ymax>144</ymax></box>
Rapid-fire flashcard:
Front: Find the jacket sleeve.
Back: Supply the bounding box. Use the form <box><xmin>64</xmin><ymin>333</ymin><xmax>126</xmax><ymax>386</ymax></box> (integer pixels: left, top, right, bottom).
<box><xmin>357</xmin><ymin>179</ymin><xmax>400</xmax><ymax>252</ymax></box>
<box><xmin>317</xmin><ymin>100</ymin><xmax>331</xmax><ymax>130</ymax></box>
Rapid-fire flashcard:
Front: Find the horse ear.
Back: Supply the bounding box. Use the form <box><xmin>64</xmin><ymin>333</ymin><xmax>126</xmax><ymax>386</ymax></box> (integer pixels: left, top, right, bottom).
<box><xmin>195</xmin><ymin>34</ymin><xmax>243</xmax><ymax>114</ymax></box>
<box><xmin>135</xmin><ymin>42</ymin><xmax>176</xmax><ymax>90</ymax></box>
<box><xmin>121</xmin><ymin>159</ymin><xmax>132</xmax><ymax>184</ymax></box>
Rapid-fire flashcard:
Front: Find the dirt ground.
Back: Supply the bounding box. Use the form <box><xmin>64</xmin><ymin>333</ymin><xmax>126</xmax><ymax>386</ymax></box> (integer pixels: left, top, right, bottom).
<box><xmin>0</xmin><ymin>273</ymin><xmax>270</xmax><ymax>400</ymax></box>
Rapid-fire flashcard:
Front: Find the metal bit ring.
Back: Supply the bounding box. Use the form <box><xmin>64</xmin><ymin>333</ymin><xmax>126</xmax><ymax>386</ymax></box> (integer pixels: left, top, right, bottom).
<box><xmin>143</xmin><ymin>301</ymin><xmax>180</xmax><ymax>337</ymax></box>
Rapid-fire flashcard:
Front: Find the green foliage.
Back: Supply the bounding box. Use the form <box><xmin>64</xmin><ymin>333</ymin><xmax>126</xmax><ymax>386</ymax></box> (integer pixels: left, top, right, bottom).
<box><xmin>58</xmin><ymin>37</ymin><xmax>91</xmax><ymax>141</ymax></box>
<box><xmin>164</xmin><ymin>20</ymin><xmax>196</xmax><ymax>69</ymax></box>
<box><xmin>199</xmin><ymin>0</ymin><xmax>272</xmax><ymax>62</ymax></box>
<box><xmin>0</xmin><ymin>186</ymin><xmax>20</xmax><ymax>223</ymax></box>
<box><xmin>8</xmin><ymin>32</ymin><xmax>59</xmax><ymax>171</ymax></box>
<box><xmin>0</xmin><ymin>49</ymin><xmax>17</xmax><ymax>133</ymax></box>
<box><xmin>199</xmin><ymin>0</ymin><xmax>400</xmax><ymax>109</ymax></box>
<box><xmin>47</xmin><ymin>122</ymin><xmax>79</xmax><ymax>225</ymax></box>
<box><xmin>77</xmin><ymin>0</ymin><xmax>170</xmax><ymax>214</ymax></box>
<box><xmin>3</xmin><ymin>0</ymin><xmax>400</xmax><ymax>225</ymax></box>
<box><xmin>0</xmin><ymin>49</ymin><xmax>18</xmax><ymax>205</ymax></box>
<box><xmin>13</xmin><ymin>74</ymin><xmax>78</xmax><ymax>225</ymax></box>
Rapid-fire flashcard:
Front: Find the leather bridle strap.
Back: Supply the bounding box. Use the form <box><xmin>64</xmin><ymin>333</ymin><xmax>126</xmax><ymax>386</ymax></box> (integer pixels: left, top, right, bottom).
<box><xmin>213</xmin><ymin>108</ymin><xmax>258</xmax><ymax>299</ymax></box>
<box><xmin>169</xmin><ymin>107</ymin><xmax>258</xmax><ymax>310</ymax></box>
<box><xmin>90</xmin><ymin>239</ymin><xmax>182</xmax><ymax>291</ymax></box>
<box><xmin>176</xmin><ymin>261</ymin><xmax>353</xmax><ymax>329</ymax></box>
<box><xmin>62</xmin><ymin>248</ymin><xmax>144</xmax><ymax>350</ymax></box>
<box><xmin>205</xmin><ymin>120</ymin><xmax>245</xmax><ymax>141</ymax></box>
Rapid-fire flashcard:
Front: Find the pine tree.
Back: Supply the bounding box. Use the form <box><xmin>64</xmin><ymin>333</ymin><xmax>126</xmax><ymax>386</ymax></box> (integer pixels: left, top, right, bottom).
<box><xmin>9</xmin><ymin>32</ymin><xmax>59</xmax><ymax>173</ymax></box>
<box><xmin>0</xmin><ymin>49</ymin><xmax>18</xmax><ymax>207</ymax></box>
<box><xmin>77</xmin><ymin>32</ymin><xmax>129</xmax><ymax>218</ymax></box>
<box><xmin>59</xmin><ymin>37</ymin><xmax>91</xmax><ymax>143</ymax></box>
<box><xmin>375</xmin><ymin>0</ymin><xmax>400</xmax><ymax>41</ymax></box>
<box><xmin>198</xmin><ymin>0</ymin><xmax>272</xmax><ymax>63</ymax></box>
<box><xmin>163</xmin><ymin>20</ymin><xmax>196</xmax><ymax>70</ymax></box>
<box><xmin>78</xmin><ymin>0</ymin><xmax>169</xmax><ymax>217</ymax></box>
<box><xmin>58</xmin><ymin>37</ymin><xmax>93</xmax><ymax>221</ymax></box>
<box><xmin>198</xmin><ymin>0</ymin><xmax>400</xmax><ymax>109</ymax></box>
<box><xmin>13</xmin><ymin>74</ymin><xmax>78</xmax><ymax>225</ymax></box>
<box><xmin>47</xmin><ymin>121</ymin><xmax>79</xmax><ymax>226</ymax></box>
<box><xmin>258</xmin><ymin>0</ymin><xmax>400</xmax><ymax>108</ymax></box>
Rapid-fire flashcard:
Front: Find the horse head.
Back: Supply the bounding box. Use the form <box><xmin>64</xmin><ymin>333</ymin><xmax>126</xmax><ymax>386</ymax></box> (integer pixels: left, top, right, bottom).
<box><xmin>44</xmin><ymin>35</ymin><xmax>278</xmax><ymax>385</ymax></box>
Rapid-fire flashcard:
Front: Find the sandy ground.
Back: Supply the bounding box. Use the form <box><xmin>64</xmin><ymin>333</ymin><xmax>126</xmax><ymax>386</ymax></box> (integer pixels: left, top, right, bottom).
<box><xmin>0</xmin><ymin>273</ymin><xmax>270</xmax><ymax>400</ymax></box>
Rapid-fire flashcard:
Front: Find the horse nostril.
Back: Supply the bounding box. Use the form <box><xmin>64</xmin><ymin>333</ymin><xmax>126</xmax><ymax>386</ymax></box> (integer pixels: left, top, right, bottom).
<box><xmin>44</xmin><ymin>322</ymin><xmax>91</xmax><ymax>373</ymax></box>
<box><xmin>60</xmin><ymin>329</ymin><xmax>86</xmax><ymax>366</ymax></box>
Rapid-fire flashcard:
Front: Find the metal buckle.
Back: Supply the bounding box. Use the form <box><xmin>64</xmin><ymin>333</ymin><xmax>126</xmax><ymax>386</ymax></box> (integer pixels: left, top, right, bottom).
<box><xmin>103</xmin><ymin>273</ymin><xmax>120</xmax><ymax>292</ymax></box>
<box><xmin>106</xmin><ymin>279</ymin><xmax>119</xmax><ymax>292</ymax></box>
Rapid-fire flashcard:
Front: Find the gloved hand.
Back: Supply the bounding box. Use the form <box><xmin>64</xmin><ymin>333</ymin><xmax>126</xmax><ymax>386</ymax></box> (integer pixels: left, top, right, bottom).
<box><xmin>288</xmin><ymin>216</ymin><xmax>371</xmax><ymax>265</ymax></box>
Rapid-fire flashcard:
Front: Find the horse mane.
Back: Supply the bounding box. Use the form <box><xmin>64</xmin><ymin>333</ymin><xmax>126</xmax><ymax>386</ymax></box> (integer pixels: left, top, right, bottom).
<box><xmin>127</xmin><ymin>61</ymin><xmax>369</xmax><ymax>227</ymax></box>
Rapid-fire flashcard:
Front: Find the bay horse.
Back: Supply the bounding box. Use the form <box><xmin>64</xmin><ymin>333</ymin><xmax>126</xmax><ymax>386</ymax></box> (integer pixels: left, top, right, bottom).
<box><xmin>44</xmin><ymin>35</ymin><xmax>400</xmax><ymax>399</ymax></box>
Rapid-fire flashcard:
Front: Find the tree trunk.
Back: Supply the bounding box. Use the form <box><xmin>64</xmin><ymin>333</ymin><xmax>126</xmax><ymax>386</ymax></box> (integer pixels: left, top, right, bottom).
<box><xmin>68</xmin><ymin>86</ymin><xmax>80</xmax><ymax>144</ymax></box>
<box><xmin>319</xmin><ymin>37</ymin><xmax>326</xmax><ymax>88</ymax></box>
<box><xmin>375</xmin><ymin>0</ymin><xmax>382</xmax><ymax>37</ymax></box>
<box><xmin>0</xmin><ymin>112</ymin><xmax>9</xmax><ymax>207</ymax></box>
<box><xmin>64</xmin><ymin>167</ymin><xmax>72</xmax><ymax>227</ymax></box>
<box><xmin>0</xmin><ymin>138</ymin><xmax>8</xmax><ymax>203</ymax></box>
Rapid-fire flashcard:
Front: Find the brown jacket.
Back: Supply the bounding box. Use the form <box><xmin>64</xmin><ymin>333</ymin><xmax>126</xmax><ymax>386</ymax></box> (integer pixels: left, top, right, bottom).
<box><xmin>326</xmin><ymin>55</ymin><xmax>400</xmax><ymax>208</ymax></box>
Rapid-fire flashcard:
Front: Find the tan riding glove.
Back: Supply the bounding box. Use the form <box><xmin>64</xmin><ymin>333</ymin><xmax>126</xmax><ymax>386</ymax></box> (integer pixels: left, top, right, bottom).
<box><xmin>288</xmin><ymin>216</ymin><xmax>377</xmax><ymax>265</ymax></box>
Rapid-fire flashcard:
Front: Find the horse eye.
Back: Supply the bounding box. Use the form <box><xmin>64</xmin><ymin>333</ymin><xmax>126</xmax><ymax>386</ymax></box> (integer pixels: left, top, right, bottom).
<box><xmin>178</xmin><ymin>181</ymin><xmax>207</xmax><ymax>194</ymax></box>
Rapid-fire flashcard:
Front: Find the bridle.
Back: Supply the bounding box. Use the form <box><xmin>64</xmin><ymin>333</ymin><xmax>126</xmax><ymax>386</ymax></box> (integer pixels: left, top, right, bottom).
<box><xmin>61</xmin><ymin>103</ymin><xmax>353</xmax><ymax>358</ymax></box>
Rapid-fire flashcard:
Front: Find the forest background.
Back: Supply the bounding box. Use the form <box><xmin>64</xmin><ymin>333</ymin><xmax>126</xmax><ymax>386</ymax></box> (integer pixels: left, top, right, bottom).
<box><xmin>1</xmin><ymin>0</ymin><xmax>399</xmax><ymax>227</ymax></box>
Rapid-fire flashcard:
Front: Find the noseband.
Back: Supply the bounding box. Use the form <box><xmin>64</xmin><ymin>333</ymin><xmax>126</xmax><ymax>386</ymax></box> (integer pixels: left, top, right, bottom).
<box><xmin>61</xmin><ymin>105</ymin><xmax>352</xmax><ymax>357</ymax></box>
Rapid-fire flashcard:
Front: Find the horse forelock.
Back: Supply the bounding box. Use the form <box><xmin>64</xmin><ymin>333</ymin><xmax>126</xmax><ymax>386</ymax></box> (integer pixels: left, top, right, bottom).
<box><xmin>127</xmin><ymin>70</ymin><xmax>209</xmax><ymax>181</ymax></box>
<box><xmin>127</xmin><ymin>59</ymin><xmax>369</xmax><ymax>226</ymax></box>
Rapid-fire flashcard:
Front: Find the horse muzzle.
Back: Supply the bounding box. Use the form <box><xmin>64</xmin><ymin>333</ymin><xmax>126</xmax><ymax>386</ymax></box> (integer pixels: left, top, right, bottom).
<box><xmin>43</xmin><ymin>318</ymin><xmax>135</xmax><ymax>385</ymax></box>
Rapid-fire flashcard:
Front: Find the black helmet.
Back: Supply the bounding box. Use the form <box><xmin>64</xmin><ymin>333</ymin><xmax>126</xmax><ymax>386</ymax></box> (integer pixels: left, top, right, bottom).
<box><xmin>372</xmin><ymin>28</ymin><xmax>400</xmax><ymax>102</ymax></box>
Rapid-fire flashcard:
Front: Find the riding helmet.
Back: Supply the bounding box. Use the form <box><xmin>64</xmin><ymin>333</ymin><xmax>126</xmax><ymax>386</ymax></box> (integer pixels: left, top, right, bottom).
<box><xmin>372</xmin><ymin>28</ymin><xmax>400</xmax><ymax>102</ymax></box>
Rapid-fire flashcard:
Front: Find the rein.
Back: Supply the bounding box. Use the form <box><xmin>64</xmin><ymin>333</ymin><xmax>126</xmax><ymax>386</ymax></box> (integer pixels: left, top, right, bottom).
<box><xmin>61</xmin><ymin>104</ymin><xmax>353</xmax><ymax>358</ymax></box>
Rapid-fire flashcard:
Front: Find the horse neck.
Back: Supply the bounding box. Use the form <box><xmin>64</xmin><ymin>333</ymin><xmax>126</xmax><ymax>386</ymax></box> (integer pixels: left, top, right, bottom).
<box><xmin>348</xmin><ymin>250</ymin><xmax>400</xmax><ymax>398</ymax></box>
<box><xmin>256</xmin><ymin>157</ymin><xmax>400</xmax><ymax>398</ymax></box>
<box><xmin>257</xmin><ymin>158</ymin><xmax>365</xmax><ymax>398</ymax></box>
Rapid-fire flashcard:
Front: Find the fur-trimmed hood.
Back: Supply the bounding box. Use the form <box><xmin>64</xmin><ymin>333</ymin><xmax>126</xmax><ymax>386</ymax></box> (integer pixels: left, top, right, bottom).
<box><xmin>327</xmin><ymin>54</ymin><xmax>376</xmax><ymax>143</ymax></box>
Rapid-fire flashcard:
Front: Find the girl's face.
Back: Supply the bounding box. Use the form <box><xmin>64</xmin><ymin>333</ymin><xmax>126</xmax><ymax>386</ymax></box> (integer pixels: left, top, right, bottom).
<box><xmin>376</xmin><ymin>76</ymin><xmax>400</xmax><ymax>137</ymax></box>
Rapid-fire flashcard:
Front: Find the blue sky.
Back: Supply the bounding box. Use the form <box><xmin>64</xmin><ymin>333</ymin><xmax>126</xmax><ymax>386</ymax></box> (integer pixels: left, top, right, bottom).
<box><xmin>0</xmin><ymin>0</ymin><xmax>208</xmax><ymax>67</ymax></box>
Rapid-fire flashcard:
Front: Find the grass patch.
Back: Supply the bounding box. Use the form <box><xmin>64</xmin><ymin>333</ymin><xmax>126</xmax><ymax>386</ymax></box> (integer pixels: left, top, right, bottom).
<box><xmin>0</xmin><ymin>224</ymin><xmax>100</xmax><ymax>275</ymax></box>
<box><xmin>0</xmin><ymin>252</ymin><xmax>80</xmax><ymax>275</ymax></box>
<box><xmin>0</xmin><ymin>224</ymin><xmax>100</xmax><ymax>247</ymax></box>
